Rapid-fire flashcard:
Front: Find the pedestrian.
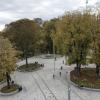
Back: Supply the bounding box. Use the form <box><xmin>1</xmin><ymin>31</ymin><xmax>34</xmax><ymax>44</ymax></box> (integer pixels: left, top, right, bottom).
<box><xmin>55</xmin><ymin>57</ymin><xmax>56</xmax><ymax>61</ymax></box>
<box><xmin>59</xmin><ymin>72</ymin><xmax>61</xmax><ymax>77</ymax></box>
<box><xmin>61</xmin><ymin>66</ymin><xmax>63</xmax><ymax>70</ymax></box>
<box><xmin>53</xmin><ymin>74</ymin><xmax>55</xmax><ymax>79</ymax></box>
<box><xmin>11</xmin><ymin>81</ymin><xmax>14</xmax><ymax>85</ymax></box>
<box><xmin>63</xmin><ymin>60</ymin><xmax>64</xmax><ymax>64</ymax></box>
<box><xmin>19</xmin><ymin>86</ymin><xmax>22</xmax><ymax>92</ymax></box>
<box><xmin>66</xmin><ymin>71</ymin><xmax>68</xmax><ymax>74</ymax></box>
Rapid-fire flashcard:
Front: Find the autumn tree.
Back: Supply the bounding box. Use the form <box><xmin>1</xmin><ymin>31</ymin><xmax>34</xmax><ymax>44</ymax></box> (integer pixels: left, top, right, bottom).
<box><xmin>55</xmin><ymin>11</ymin><xmax>92</xmax><ymax>75</ymax></box>
<box><xmin>90</xmin><ymin>7</ymin><xmax>100</xmax><ymax>79</ymax></box>
<box><xmin>0</xmin><ymin>36</ymin><xmax>17</xmax><ymax>87</ymax></box>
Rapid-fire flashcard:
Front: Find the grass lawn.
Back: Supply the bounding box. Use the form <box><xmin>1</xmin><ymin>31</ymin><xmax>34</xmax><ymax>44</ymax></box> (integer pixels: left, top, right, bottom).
<box><xmin>0</xmin><ymin>84</ymin><xmax>19</xmax><ymax>93</ymax></box>
<box><xmin>70</xmin><ymin>68</ymin><xmax>100</xmax><ymax>89</ymax></box>
<box><xmin>18</xmin><ymin>63</ymin><xmax>42</xmax><ymax>72</ymax></box>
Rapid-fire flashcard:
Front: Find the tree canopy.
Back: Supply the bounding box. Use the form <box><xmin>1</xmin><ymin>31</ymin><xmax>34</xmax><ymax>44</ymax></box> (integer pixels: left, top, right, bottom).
<box><xmin>0</xmin><ymin>36</ymin><xmax>17</xmax><ymax>74</ymax></box>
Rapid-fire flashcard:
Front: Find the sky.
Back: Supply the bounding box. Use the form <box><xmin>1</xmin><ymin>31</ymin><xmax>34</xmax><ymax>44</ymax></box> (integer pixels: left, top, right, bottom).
<box><xmin>0</xmin><ymin>0</ymin><xmax>99</xmax><ymax>31</ymax></box>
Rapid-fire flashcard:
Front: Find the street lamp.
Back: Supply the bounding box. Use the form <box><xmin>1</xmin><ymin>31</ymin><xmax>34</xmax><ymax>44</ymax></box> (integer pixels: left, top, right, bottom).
<box><xmin>86</xmin><ymin>0</ymin><xmax>88</xmax><ymax>12</ymax></box>
<box><xmin>67</xmin><ymin>71</ymin><xmax>71</xmax><ymax>100</ymax></box>
<box><xmin>53</xmin><ymin>39</ymin><xmax>56</xmax><ymax>78</ymax></box>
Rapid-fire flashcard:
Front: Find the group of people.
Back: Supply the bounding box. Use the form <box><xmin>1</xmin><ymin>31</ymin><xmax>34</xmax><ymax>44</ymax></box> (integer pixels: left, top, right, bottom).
<box><xmin>35</xmin><ymin>61</ymin><xmax>38</xmax><ymax>64</ymax></box>
<box><xmin>59</xmin><ymin>66</ymin><xmax>63</xmax><ymax>76</ymax></box>
<box><xmin>35</xmin><ymin>61</ymin><xmax>44</xmax><ymax>67</ymax></box>
<box><xmin>6</xmin><ymin>72</ymin><xmax>22</xmax><ymax>92</ymax></box>
<box><xmin>53</xmin><ymin>60</ymin><xmax>65</xmax><ymax>78</ymax></box>
<box><xmin>59</xmin><ymin>60</ymin><xmax>65</xmax><ymax>76</ymax></box>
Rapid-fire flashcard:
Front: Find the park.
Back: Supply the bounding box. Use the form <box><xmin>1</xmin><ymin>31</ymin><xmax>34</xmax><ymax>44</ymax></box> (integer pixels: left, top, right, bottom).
<box><xmin>0</xmin><ymin>0</ymin><xmax>100</xmax><ymax>100</ymax></box>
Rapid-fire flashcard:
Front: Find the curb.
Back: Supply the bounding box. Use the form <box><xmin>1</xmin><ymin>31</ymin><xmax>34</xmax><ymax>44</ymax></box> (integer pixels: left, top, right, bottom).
<box><xmin>0</xmin><ymin>89</ymin><xmax>19</xmax><ymax>96</ymax></box>
<box><xmin>0</xmin><ymin>85</ymin><xmax>22</xmax><ymax>96</ymax></box>
<box><xmin>17</xmin><ymin>67</ymin><xmax>43</xmax><ymax>73</ymax></box>
<box><xmin>70</xmin><ymin>79</ymin><xmax>100</xmax><ymax>92</ymax></box>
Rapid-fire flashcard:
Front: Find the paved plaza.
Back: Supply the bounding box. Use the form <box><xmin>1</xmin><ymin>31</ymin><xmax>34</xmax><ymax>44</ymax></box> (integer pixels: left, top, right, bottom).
<box><xmin>0</xmin><ymin>56</ymin><xmax>100</xmax><ymax>100</ymax></box>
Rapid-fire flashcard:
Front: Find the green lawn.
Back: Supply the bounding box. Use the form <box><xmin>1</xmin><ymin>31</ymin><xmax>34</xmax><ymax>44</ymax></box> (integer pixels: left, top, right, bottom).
<box><xmin>18</xmin><ymin>63</ymin><xmax>42</xmax><ymax>72</ymax></box>
<box><xmin>0</xmin><ymin>84</ymin><xmax>19</xmax><ymax>93</ymax></box>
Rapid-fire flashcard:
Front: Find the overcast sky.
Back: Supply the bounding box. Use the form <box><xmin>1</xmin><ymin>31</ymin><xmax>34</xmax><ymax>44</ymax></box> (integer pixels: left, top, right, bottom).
<box><xmin>0</xmin><ymin>0</ymin><xmax>99</xmax><ymax>31</ymax></box>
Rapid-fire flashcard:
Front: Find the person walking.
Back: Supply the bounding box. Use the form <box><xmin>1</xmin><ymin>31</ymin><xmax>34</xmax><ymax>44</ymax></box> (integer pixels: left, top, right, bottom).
<box><xmin>63</xmin><ymin>60</ymin><xmax>64</xmax><ymax>64</ymax></box>
<box><xmin>53</xmin><ymin>74</ymin><xmax>55</xmax><ymax>79</ymax></box>
<box><xmin>59</xmin><ymin>72</ymin><xmax>61</xmax><ymax>77</ymax></box>
<box><xmin>61</xmin><ymin>66</ymin><xmax>63</xmax><ymax>70</ymax></box>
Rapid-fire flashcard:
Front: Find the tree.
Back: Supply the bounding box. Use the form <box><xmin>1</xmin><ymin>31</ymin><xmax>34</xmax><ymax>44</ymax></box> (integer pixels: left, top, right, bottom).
<box><xmin>43</xmin><ymin>18</ymin><xmax>57</xmax><ymax>53</ymax></box>
<box><xmin>34</xmin><ymin>18</ymin><xmax>43</xmax><ymax>26</ymax></box>
<box><xmin>0</xmin><ymin>36</ymin><xmax>17</xmax><ymax>87</ymax></box>
<box><xmin>3</xmin><ymin>19</ymin><xmax>41</xmax><ymax>67</ymax></box>
<box><xmin>55</xmin><ymin>11</ymin><xmax>92</xmax><ymax>76</ymax></box>
<box><xmin>90</xmin><ymin>10</ymin><xmax>100</xmax><ymax>80</ymax></box>
<box><xmin>92</xmin><ymin>33</ymin><xmax>100</xmax><ymax>80</ymax></box>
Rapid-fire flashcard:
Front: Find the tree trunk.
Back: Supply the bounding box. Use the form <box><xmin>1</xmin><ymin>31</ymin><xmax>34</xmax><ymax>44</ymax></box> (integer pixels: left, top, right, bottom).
<box><xmin>25</xmin><ymin>55</ymin><xmax>28</xmax><ymax>67</ymax></box>
<box><xmin>79</xmin><ymin>64</ymin><xmax>81</xmax><ymax>73</ymax></box>
<box><xmin>96</xmin><ymin>64</ymin><xmax>100</xmax><ymax>80</ymax></box>
<box><xmin>6</xmin><ymin>72</ymin><xmax>11</xmax><ymax>88</ymax></box>
<box><xmin>76</xmin><ymin>61</ymin><xmax>81</xmax><ymax>76</ymax></box>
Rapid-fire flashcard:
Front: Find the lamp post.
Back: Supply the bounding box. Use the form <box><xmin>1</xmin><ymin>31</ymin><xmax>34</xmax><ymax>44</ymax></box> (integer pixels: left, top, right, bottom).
<box><xmin>67</xmin><ymin>71</ymin><xmax>71</xmax><ymax>100</ymax></box>
<box><xmin>86</xmin><ymin>0</ymin><xmax>88</xmax><ymax>12</ymax></box>
<box><xmin>53</xmin><ymin>38</ymin><xmax>56</xmax><ymax>78</ymax></box>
